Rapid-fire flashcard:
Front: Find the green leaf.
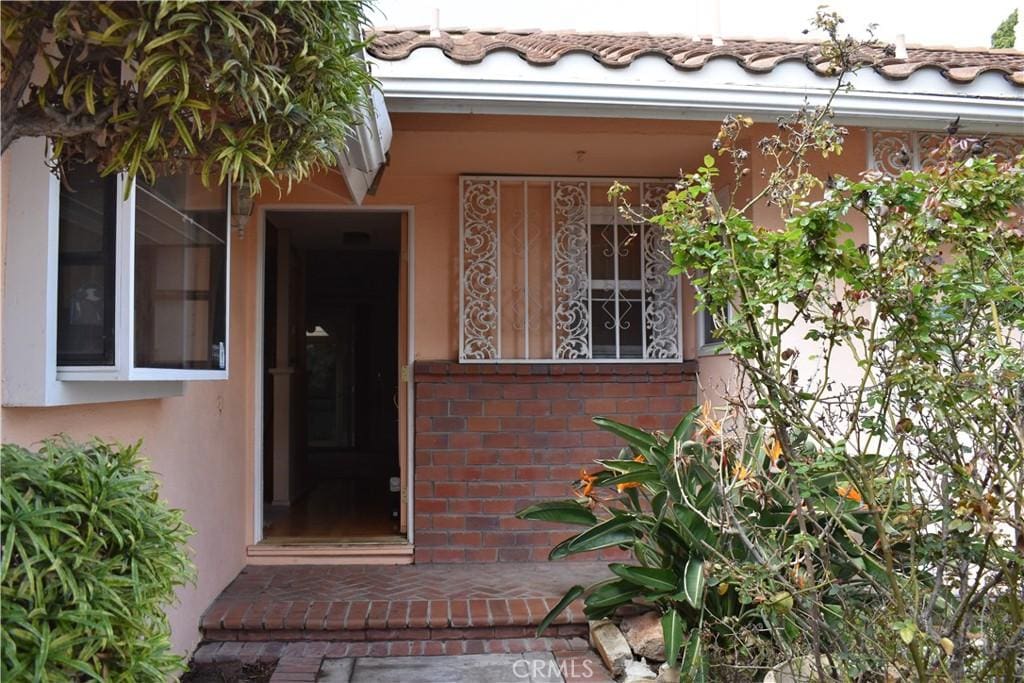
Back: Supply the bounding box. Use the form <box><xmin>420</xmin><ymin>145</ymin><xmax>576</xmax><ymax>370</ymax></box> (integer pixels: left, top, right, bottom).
<box><xmin>83</xmin><ymin>73</ymin><xmax>95</xmax><ymax>115</ymax></box>
<box><xmin>766</xmin><ymin>591</ymin><xmax>794</xmax><ymax>614</ymax></box>
<box><xmin>548</xmin><ymin>536</ymin><xmax>577</xmax><ymax>561</ymax></box>
<box><xmin>609</xmin><ymin>564</ymin><xmax>678</xmax><ymax>592</ymax></box>
<box><xmin>682</xmin><ymin>557</ymin><xmax>706</xmax><ymax>609</ymax></box>
<box><xmin>516</xmin><ymin>500</ymin><xmax>598</xmax><ymax>526</ymax></box>
<box><xmin>564</xmin><ymin>516</ymin><xmax>636</xmax><ymax>555</ymax></box>
<box><xmin>703</xmin><ymin>154</ymin><xmax>715</xmax><ymax>168</ymax></box>
<box><xmin>662</xmin><ymin>609</ymin><xmax>684</xmax><ymax>669</ymax></box>
<box><xmin>671</xmin><ymin>408</ymin><xmax>700</xmax><ymax>444</ymax></box>
<box><xmin>592</xmin><ymin>417</ymin><xmax>658</xmax><ymax>450</ymax></box>
<box><xmin>600</xmin><ymin>470</ymin><xmax>662</xmax><ymax>488</ymax></box>
<box><xmin>679</xmin><ymin>629</ymin><xmax>706</xmax><ymax>682</ymax></box>
<box><xmin>898</xmin><ymin>622</ymin><xmax>917</xmax><ymax>645</ymax></box>
<box><xmin>672</xmin><ymin>505</ymin><xmax>711</xmax><ymax>551</ymax></box>
<box><xmin>584</xmin><ymin>580</ymin><xmax>643</xmax><ymax>611</ymax></box>
<box><xmin>536</xmin><ymin>585</ymin><xmax>583</xmax><ymax>636</ymax></box>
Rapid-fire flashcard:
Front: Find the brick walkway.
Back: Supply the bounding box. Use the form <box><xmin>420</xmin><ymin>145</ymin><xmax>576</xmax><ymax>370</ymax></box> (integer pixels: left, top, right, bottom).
<box><xmin>201</xmin><ymin>561</ymin><xmax>611</xmax><ymax>641</ymax></box>
<box><xmin>196</xmin><ymin>562</ymin><xmax>617</xmax><ymax>682</ymax></box>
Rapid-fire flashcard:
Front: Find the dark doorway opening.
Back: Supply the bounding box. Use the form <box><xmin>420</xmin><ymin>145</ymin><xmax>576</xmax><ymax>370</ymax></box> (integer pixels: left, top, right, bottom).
<box><xmin>261</xmin><ymin>211</ymin><xmax>403</xmax><ymax>543</ymax></box>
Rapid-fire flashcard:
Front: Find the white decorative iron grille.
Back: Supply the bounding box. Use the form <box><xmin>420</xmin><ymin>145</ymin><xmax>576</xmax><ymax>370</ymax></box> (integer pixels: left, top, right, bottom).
<box><xmin>869</xmin><ymin>130</ymin><xmax>1023</xmax><ymax>174</ymax></box>
<box><xmin>459</xmin><ymin>176</ymin><xmax>682</xmax><ymax>362</ymax></box>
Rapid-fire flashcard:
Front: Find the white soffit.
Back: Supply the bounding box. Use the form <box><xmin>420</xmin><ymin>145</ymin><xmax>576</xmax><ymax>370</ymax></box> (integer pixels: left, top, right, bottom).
<box><xmin>370</xmin><ymin>48</ymin><xmax>1024</xmax><ymax>133</ymax></box>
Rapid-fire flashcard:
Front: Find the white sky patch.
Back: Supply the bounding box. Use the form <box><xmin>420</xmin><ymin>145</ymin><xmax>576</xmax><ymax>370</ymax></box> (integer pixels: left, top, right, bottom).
<box><xmin>371</xmin><ymin>0</ymin><xmax>1019</xmax><ymax>51</ymax></box>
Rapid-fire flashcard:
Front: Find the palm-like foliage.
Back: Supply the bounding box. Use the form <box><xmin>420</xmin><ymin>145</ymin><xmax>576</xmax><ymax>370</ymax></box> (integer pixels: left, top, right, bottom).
<box><xmin>1</xmin><ymin>1</ymin><xmax>375</xmax><ymax>193</ymax></box>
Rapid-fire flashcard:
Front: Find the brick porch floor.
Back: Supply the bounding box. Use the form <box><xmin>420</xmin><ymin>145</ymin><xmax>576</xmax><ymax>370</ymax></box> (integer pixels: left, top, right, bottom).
<box><xmin>200</xmin><ymin>561</ymin><xmax>611</xmax><ymax>644</ymax></box>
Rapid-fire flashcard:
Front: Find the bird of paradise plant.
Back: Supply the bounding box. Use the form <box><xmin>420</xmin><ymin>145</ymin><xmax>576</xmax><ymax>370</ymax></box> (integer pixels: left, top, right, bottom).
<box><xmin>518</xmin><ymin>406</ymin><xmax>912</xmax><ymax>680</ymax></box>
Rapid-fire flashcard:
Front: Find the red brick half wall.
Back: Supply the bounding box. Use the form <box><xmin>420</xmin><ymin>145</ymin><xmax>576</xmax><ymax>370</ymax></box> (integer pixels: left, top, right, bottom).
<box><xmin>412</xmin><ymin>361</ymin><xmax>699</xmax><ymax>563</ymax></box>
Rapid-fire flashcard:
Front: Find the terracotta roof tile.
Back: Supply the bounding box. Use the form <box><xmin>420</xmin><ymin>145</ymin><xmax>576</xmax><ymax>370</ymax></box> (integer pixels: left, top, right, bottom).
<box><xmin>368</xmin><ymin>29</ymin><xmax>1024</xmax><ymax>87</ymax></box>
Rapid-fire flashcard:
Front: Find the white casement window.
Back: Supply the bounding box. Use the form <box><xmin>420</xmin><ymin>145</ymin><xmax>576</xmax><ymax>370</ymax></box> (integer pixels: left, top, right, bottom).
<box><xmin>56</xmin><ymin>165</ymin><xmax>230</xmax><ymax>380</ymax></box>
<box><xmin>2</xmin><ymin>138</ymin><xmax>230</xmax><ymax>406</ymax></box>
<box><xmin>459</xmin><ymin>176</ymin><xmax>682</xmax><ymax>362</ymax></box>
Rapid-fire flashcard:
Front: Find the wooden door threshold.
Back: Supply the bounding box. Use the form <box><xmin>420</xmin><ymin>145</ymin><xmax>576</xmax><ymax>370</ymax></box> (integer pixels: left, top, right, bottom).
<box><xmin>247</xmin><ymin>539</ymin><xmax>413</xmax><ymax>565</ymax></box>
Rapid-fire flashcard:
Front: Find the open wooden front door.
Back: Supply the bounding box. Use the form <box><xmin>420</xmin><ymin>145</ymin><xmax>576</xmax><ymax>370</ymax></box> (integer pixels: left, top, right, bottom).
<box><xmin>259</xmin><ymin>209</ymin><xmax>410</xmax><ymax>548</ymax></box>
<box><xmin>398</xmin><ymin>212</ymin><xmax>409</xmax><ymax>534</ymax></box>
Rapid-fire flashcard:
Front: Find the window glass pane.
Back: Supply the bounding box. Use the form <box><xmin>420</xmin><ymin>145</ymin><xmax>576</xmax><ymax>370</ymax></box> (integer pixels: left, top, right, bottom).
<box><xmin>617</xmin><ymin>225</ymin><xmax>643</xmax><ymax>358</ymax></box>
<box><xmin>57</xmin><ymin>164</ymin><xmax>116</xmax><ymax>366</ymax></box>
<box><xmin>702</xmin><ymin>307</ymin><xmax>723</xmax><ymax>346</ymax></box>
<box><xmin>133</xmin><ymin>175</ymin><xmax>227</xmax><ymax>370</ymax></box>
<box><xmin>619</xmin><ymin>294</ymin><xmax>643</xmax><ymax>358</ymax></box>
<box><xmin>617</xmin><ymin>224</ymin><xmax>641</xmax><ymax>282</ymax></box>
<box><xmin>589</xmin><ymin>223</ymin><xmax>644</xmax><ymax>358</ymax></box>
<box><xmin>591</xmin><ymin>288</ymin><xmax>616</xmax><ymax>358</ymax></box>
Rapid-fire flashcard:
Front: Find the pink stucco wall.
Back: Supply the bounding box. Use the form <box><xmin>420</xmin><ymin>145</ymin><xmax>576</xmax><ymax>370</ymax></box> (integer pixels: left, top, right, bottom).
<box><xmin>1</xmin><ymin>114</ymin><xmax>872</xmax><ymax>656</ymax></box>
<box><xmin>0</xmin><ymin>229</ymin><xmax>259</xmax><ymax>656</ymax></box>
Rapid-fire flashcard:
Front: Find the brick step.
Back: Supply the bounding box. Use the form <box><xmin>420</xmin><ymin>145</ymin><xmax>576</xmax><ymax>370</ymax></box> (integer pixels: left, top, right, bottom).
<box><xmin>200</xmin><ymin>596</ymin><xmax>588</xmax><ymax>642</ymax></box>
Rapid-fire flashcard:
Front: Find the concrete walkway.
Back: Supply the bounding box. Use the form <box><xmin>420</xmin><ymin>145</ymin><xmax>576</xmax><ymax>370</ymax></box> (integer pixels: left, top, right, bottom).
<box><xmin>264</xmin><ymin>650</ymin><xmax>613</xmax><ymax>683</ymax></box>
<box><xmin>319</xmin><ymin>654</ymin><xmax>565</xmax><ymax>682</ymax></box>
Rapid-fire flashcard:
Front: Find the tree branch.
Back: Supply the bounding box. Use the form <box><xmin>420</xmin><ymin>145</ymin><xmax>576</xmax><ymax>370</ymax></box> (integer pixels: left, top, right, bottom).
<box><xmin>2</xmin><ymin>104</ymin><xmax>114</xmax><ymax>155</ymax></box>
<box><xmin>0</xmin><ymin>23</ymin><xmax>44</xmax><ymax>152</ymax></box>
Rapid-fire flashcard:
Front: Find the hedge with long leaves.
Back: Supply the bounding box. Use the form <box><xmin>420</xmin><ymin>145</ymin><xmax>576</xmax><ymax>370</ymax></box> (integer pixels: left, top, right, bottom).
<box><xmin>1</xmin><ymin>439</ymin><xmax>194</xmax><ymax>681</ymax></box>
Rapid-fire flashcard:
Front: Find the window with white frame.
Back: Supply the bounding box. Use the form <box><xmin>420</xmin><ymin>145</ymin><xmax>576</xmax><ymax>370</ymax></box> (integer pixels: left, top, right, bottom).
<box><xmin>56</xmin><ymin>164</ymin><xmax>230</xmax><ymax>380</ymax></box>
<box><xmin>697</xmin><ymin>305</ymin><xmax>730</xmax><ymax>353</ymax></box>
<box><xmin>459</xmin><ymin>176</ymin><xmax>681</xmax><ymax>362</ymax></box>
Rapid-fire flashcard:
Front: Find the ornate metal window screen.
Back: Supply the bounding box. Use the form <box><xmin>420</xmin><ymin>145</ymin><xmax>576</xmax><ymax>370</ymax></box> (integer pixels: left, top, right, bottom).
<box><xmin>869</xmin><ymin>130</ymin><xmax>1023</xmax><ymax>174</ymax></box>
<box><xmin>459</xmin><ymin>176</ymin><xmax>682</xmax><ymax>362</ymax></box>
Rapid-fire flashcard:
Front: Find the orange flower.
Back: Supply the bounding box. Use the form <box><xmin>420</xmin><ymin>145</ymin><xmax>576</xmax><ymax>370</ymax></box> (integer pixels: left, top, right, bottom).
<box><xmin>614</xmin><ymin>453</ymin><xmax>648</xmax><ymax>493</ymax></box>
<box><xmin>731</xmin><ymin>462</ymin><xmax>752</xmax><ymax>482</ymax></box>
<box><xmin>764</xmin><ymin>437</ymin><xmax>783</xmax><ymax>465</ymax></box>
<box><xmin>579</xmin><ymin>469</ymin><xmax>597</xmax><ymax>498</ymax></box>
<box><xmin>837</xmin><ymin>484</ymin><xmax>863</xmax><ymax>503</ymax></box>
<box><xmin>696</xmin><ymin>401</ymin><xmax>724</xmax><ymax>442</ymax></box>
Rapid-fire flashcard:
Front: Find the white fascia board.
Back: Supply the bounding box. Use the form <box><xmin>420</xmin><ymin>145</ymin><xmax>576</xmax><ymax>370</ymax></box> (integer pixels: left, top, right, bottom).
<box><xmin>370</xmin><ymin>50</ymin><xmax>1024</xmax><ymax>133</ymax></box>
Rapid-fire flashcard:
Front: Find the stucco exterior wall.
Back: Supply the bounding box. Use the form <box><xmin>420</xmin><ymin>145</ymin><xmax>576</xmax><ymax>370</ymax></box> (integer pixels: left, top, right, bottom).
<box><xmin>0</xmin><ymin>219</ymin><xmax>259</xmax><ymax>656</ymax></box>
<box><xmin>1</xmin><ymin>114</ymin><xmax>872</xmax><ymax>655</ymax></box>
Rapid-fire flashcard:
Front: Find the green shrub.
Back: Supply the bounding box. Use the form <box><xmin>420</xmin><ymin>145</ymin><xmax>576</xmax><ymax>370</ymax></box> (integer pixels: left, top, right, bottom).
<box><xmin>1</xmin><ymin>438</ymin><xmax>195</xmax><ymax>682</ymax></box>
<box><xmin>518</xmin><ymin>407</ymin><xmax>904</xmax><ymax>680</ymax></box>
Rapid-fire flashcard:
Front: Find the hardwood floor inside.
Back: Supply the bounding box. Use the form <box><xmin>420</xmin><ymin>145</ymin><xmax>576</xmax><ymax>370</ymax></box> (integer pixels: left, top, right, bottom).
<box><xmin>262</xmin><ymin>455</ymin><xmax>402</xmax><ymax>543</ymax></box>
